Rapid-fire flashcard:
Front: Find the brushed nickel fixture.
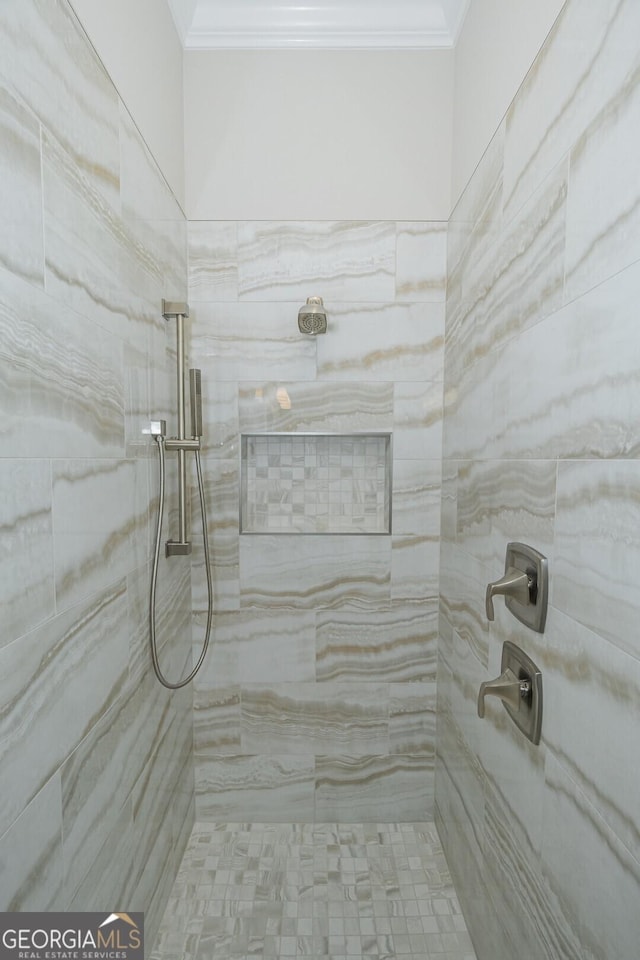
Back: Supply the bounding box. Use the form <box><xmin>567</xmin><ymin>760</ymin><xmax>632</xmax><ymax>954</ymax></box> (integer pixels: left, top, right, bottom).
<box><xmin>144</xmin><ymin>300</ymin><xmax>213</xmax><ymax>689</ymax></box>
<box><xmin>485</xmin><ymin>541</ymin><xmax>549</xmax><ymax>633</ymax></box>
<box><xmin>478</xmin><ymin>640</ymin><xmax>543</xmax><ymax>744</ymax></box>
<box><xmin>298</xmin><ymin>296</ymin><xmax>327</xmax><ymax>335</ymax></box>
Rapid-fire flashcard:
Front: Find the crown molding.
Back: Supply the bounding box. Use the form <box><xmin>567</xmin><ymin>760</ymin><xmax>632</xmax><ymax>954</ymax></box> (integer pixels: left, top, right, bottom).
<box><xmin>167</xmin><ymin>0</ymin><xmax>471</xmax><ymax>50</ymax></box>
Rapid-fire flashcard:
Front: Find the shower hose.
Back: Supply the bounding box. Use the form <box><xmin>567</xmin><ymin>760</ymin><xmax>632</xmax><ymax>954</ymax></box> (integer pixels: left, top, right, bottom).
<box><xmin>148</xmin><ymin>435</ymin><xmax>213</xmax><ymax>689</ymax></box>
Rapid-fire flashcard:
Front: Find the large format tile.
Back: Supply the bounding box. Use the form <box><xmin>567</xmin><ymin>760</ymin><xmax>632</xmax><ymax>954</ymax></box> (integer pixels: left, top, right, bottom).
<box><xmin>0</xmin><ymin>267</ymin><xmax>125</xmax><ymax>458</ymax></box>
<box><xmin>0</xmin><ymin>580</ymin><xmax>129</xmax><ymax>839</ymax></box>
<box><xmin>188</xmin><ymin>221</ymin><xmax>238</xmax><ymax>301</ymax></box>
<box><xmin>315</xmin><ymin>755</ymin><xmax>433</xmax><ymax>821</ymax></box>
<box><xmin>195</xmin><ymin>756</ymin><xmax>315</xmax><ymax>821</ymax></box>
<box><xmin>237</xmin><ymin>221</ymin><xmax>395</xmax><ymax>301</ymax></box>
<box><xmin>238</xmin><ymin>380</ymin><xmax>393</xmax><ymax>434</ymax></box>
<box><xmin>0</xmin><ymin>85</ymin><xmax>43</xmax><ymax>285</ymax></box>
<box><xmin>395</xmin><ymin>221</ymin><xmax>447</xmax><ymax>302</ymax></box>
<box><xmin>0</xmin><ymin>460</ymin><xmax>54</xmax><ymax>648</ymax></box>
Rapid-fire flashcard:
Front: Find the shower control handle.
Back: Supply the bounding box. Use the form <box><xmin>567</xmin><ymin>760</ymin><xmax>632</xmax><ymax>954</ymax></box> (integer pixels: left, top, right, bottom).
<box><xmin>485</xmin><ymin>567</ymin><xmax>531</xmax><ymax>621</ymax></box>
<box><xmin>190</xmin><ymin>368</ymin><xmax>203</xmax><ymax>439</ymax></box>
<box><xmin>477</xmin><ymin>667</ymin><xmax>531</xmax><ymax>719</ymax></box>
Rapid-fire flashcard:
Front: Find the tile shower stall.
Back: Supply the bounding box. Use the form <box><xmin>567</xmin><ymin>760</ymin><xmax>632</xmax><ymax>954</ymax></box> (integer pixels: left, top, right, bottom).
<box><xmin>0</xmin><ymin>1</ymin><xmax>639</xmax><ymax>960</ymax></box>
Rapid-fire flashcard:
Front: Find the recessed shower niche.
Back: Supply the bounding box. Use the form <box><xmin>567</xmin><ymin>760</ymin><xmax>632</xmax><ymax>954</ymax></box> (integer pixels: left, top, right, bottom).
<box><xmin>240</xmin><ymin>433</ymin><xmax>392</xmax><ymax>535</ymax></box>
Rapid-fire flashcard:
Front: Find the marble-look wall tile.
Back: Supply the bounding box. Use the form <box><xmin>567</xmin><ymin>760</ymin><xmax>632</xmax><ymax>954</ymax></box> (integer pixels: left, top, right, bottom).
<box><xmin>316</xmin><ymin>600</ymin><xmax>438</xmax><ymax>683</ymax></box>
<box><xmin>553</xmin><ymin>459</ymin><xmax>640</xmax><ymax>661</ymax></box>
<box><xmin>388</xmin><ymin>683</ymin><xmax>436</xmax><ymax>755</ymax></box>
<box><xmin>0</xmin><ymin>268</ymin><xmax>125</xmax><ymax>458</ymax></box>
<box><xmin>191</xmin><ymin>302</ymin><xmax>316</xmax><ymax>381</ymax></box>
<box><xmin>237</xmin><ymin>221</ymin><xmax>395</xmax><ymax>301</ymax></box>
<box><xmin>392</xmin><ymin>381</ymin><xmax>443</xmax><ymax>460</ymax></box>
<box><xmin>315</xmin><ymin>755</ymin><xmax>433</xmax><ymax>821</ymax></box>
<box><xmin>197</xmin><ymin>380</ymin><xmax>239</xmax><ymax>459</ymax></box>
<box><xmin>392</xmin><ymin>460</ymin><xmax>441</xmax><ymax>537</ymax></box>
<box><xmin>503</xmin><ymin>0</ymin><xmax>639</xmax><ymax>220</ymax></box>
<box><xmin>0</xmin><ymin>460</ymin><xmax>54</xmax><ymax>648</ymax></box>
<box><xmin>190</xmin><ymin>458</ymin><xmax>240</xmax><ymax>614</ymax></box>
<box><xmin>0</xmin><ymin>580</ymin><xmax>128</xmax><ymax>839</ymax></box>
<box><xmin>67</xmin><ymin>798</ymin><xmax>135</xmax><ymax>912</ymax></box>
<box><xmin>194</xmin><ymin>686</ymin><xmax>242</xmax><ymax>757</ymax></box>
<box><xmin>0</xmin><ymin>774</ymin><xmax>64</xmax><ymax>911</ymax></box>
<box><xmin>196</xmin><ymin>756</ymin><xmax>316</xmax><ymax>821</ymax></box>
<box><xmin>0</xmin><ymin>0</ymin><xmax>120</xmax><ymax>209</ymax></box>
<box><xmin>395</xmin><ymin>222</ymin><xmax>447</xmax><ymax>302</ymax></box>
<box><xmin>188</xmin><ymin>221</ymin><xmax>238</xmax><ymax>301</ymax></box>
<box><xmin>240</xmin><ymin>683</ymin><xmax>389</xmax><ymax>756</ymax></box>
<box><xmin>0</xmin><ymin>86</ymin><xmax>43</xmax><ymax>285</ymax></box>
<box><xmin>52</xmin><ymin>459</ymin><xmax>147</xmax><ymax>612</ymax></box>
<box><xmin>238</xmin><ymin>380</ymin><xmax>393</xmax><ymax>434</ymax></box>
<box><xmin>391</xmin><ymin>534</ymin><xmax>439</xmax><ymax>601</ymax></box>
<box><xmin>316</xmin><ymin>302</ymin><xmax>444</xmax><ymax>382</ymax></box>
<box><xmin>540</xmin><ymin>755</ymin><xmax>640</xmax><ymax>960</ymax></box>
<box><xmin>194</xmin><ymin>610</ymin><xmax>315</xmax><ymax>687</ymax></box>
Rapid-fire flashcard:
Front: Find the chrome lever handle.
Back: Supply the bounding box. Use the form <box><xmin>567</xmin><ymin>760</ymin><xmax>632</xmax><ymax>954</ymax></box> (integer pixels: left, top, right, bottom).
<box><xmin>485</xmin><ymin>567</ymin><xmax>531</xmax><ymax>621</ymax></box>
<box><xmin>477</xmin><ymin>667</ymin><xmax>531</xmax><ymax>718</ymax></box>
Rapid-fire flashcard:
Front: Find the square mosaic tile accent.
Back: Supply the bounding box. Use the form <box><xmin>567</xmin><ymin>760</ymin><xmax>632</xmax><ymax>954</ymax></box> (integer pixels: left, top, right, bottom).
<box><xmin>241</xmin><ymin>434</ymin><xmax>391</xmax><ymax>534</ymax></box>
<box><xmin>151</xmin><ymin>821</ymin><xmax>477</xmax><ymax>960</ymax></box>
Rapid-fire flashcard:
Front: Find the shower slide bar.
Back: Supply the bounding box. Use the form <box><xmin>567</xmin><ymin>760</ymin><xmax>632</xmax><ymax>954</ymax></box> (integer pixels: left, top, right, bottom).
<box><xmin>144</xmin><ymin>300</ymin><xmax>214</xmax><ymax>689</ymax></box>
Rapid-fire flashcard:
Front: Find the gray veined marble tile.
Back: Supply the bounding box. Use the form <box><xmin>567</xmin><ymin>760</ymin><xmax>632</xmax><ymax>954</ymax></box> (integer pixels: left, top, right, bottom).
<box><xmin>66</xmin><ymin>797</ymin><xmax>135</xmax><ymax>913</ymax></box>
<box><xmin>540</xmin><ymin>754</ymin><xmax>640</xmax><ymax>960</ymax></box>
<box><xmin>316</xmin><ymin>600</ymin><xmax>438</xmax><ymax>683</ymax></box>
<box><xmin>388</xmin><ymin>683</ymin><xmax>437</xmax><ymax>756</ymax></box>
<box><xmin>190</xmin><ymin>458</ymin><xmax>240</xmax><ymax>615</ymax></box>
<box><xmin>193</xmin><ymin>609</ymin><xmax>315</xmax><ymax>688</ymax></box>
<box><xmin>393</xmin><ymin>382</ymin><xmax>443</xmax><ymax>460</ymax></box>
<box><xmin>195</xmin><ymin>756</ymin><xmax>316</xmax><ymax>821</ymax></box>
<box><xmin>541</xmin><ymin>607</ymin><xmax>640</xmax><ymax>860</ymax></box>
<box><xmin>240</xmin><ymin>683</ymin><xmax>389</xmax><ymax>756</ymax></box>
<box><xmin>42</xmin><ymin>128</ymin><xmax>158</xmax><ymax>354</ymax></box>
<box><xmin>315</xmin><ymin>755</ymin><xmax>434</xmax><ymax>821</ymax></box>
<box><xmin>454</xmin><ymin>459</ymin><xmax>557</xmax><ymax>570</ymax></box>
<box><xmin>190</xmin><ymin>379</ymin><xmax>238</xmax><ymax>459</ymax></box>
<box><xmin>0</xmin><ymin>0</ymin><xmax>120</xmax><ymax>209</ymax></box>
<box><xmin>237</xmin><ymin>221</ymin><xmax>395</xmax><ymax>301</ymax></box>
<box><xmin>443</xmin><ymin>257</ymin><xmax>640</xmax><ymax>461</ymax></box>
<box><xmin>0</xmin><ymin>85</ymin><xmax>44</xmax><ymax>286</ymax></box>
<box><xmin>0</xmin><ymin>267</ymin><xmax>124</xmax><ymax>458</ymax></box>
<box><xmin>239</xmin><ymin>534</ymin><xmax>391</xmax><ymax>609</ymax></box>
<box><xmin>392</xmin><ymin>460</ymin><xmax>442</xmax><ymax>537</ymax></box>
<box><xmin>52</xmin><ymin>458</ymin><xmax>147</xmax><ymax>613</ymax></box>
<box><xmin>395</xmin><ymin>222</ymin><xmax>447</xmax><ymax>302</ymax></box>
<box><xmin>0</xmin><ymin>460</ymin><xmax>54</xmax><ymax>650</ymax></box>
<box><xmin>564</xmin><ymin>47</ymin><xmax>640</xmax><ymax>302</ymax></box>
<box><xmin>553</xmin><ymin>459</ymin><xmax>640</xmax><ymax>662</ymax></box>
<box><xmin>316</xmin><ymin>301</ymin><xmax>444</xmax><ymax>382</ymax></box>
<box><xmin>391</xmin><ymin>534</ymin><xmax>440</xmax><ymax>601</ymax></box>
<box><xmin>188</xmin><ymin>221</ymin><xmax>238</xmax><ymax>301</ymax></box>
<box><xmin>190</xmin><ymin>302</ymin><xmax>317</xmax><ymax>382</ymax></box>
<box><xmin>238</xmin><ymin>380</ymin><xmax>393</xmax><ymax>434</ymax></box>
<box><xmin>0</xmin><ymin>773</ymin><xmax>64</xmax><ymax>911</ymax></box>
<box><xmin>0</xmin><ymin>579</ymin><xmax>129</xmax><ymax>839</ymax></box>
<box><xmin>194</xmin><ymin>685</ymin><xmax>242</xmax><ymax>758</ymax></box>
<box><xmin>503</xmin><ymin>0</ymin><xmax>639</xmax><ymax>221</ymax></box>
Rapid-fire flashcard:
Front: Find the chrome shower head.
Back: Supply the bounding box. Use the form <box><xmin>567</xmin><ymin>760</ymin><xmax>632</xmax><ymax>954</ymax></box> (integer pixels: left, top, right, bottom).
<box><xmin>298</xmin><ymin>296</ymin><xmax>327</xmax><ymax>335</ymax></box>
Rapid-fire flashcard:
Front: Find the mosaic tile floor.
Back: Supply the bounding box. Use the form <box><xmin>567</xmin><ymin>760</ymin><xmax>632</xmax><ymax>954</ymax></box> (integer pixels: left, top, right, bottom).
<box><xmin>151</xmin><ymin>822</ymin><xmax>477</xmax><ymax>960</ymax></box>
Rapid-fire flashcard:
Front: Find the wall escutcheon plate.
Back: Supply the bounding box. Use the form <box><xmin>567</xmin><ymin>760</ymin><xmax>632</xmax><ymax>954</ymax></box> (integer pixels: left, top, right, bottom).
<box><xmin>504</xmin><ymin>541</ymin><xmax>548</xmax><ymax>633</ymax></box>
<box><xmin>501</xmin><ymin>640</ymin><xmax>543</xmax><ymax>744</ymax></box>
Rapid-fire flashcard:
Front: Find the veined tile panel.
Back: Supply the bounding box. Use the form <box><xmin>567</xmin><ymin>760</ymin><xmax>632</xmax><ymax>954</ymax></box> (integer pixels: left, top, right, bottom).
<box><xmin>392</xmin><ymin>381</ymin><xmax>443</xmax><ymax>460</ymax></box>
<box><xmin>188</xmin><ymin>220</ymin><xmax>238</xmax><ymax>301</ymax></box>
<box><xmin>503</xmin><ymin>0</ymin><xmax>640</xmax><ymax>221</ymax></box>
<box><xmin>0</xmin><ymin>774</ymin><xmax>64</xmax><ymax>911</ymax></box>
<box><xmin>240</xmin><ymin>683</ymin><xmax>389</xmax><ymax>756</ymax></box>
<box><xmin>52</xmin><ymin>459</ymin><xmax>148</xmax><ymax>612</ymax></box>
<box><xmin>0</xmin><ymin>86</ymin><xmax>44</xmax><ymax>286</ymax></box>
<box><xmin>0</xmin><ymin>0</ymin><xmax>120</xmax><ymax>208</ymax></box>
<box><xmin>238</xmin><ymin>380</ymin><xmax>393</xmax><ymax>435</ymax></box>
<box><xmin>395</xmin><ymin>221</ymin><xmax>447</xmax><ymax>302</ymax></box>
<box><xmin>316</xmin><ymin>600</ymin><xmax>438</xmax><ymax>683</ymax></box>
<box><xmin>392</xmin><ymin>460</ymin><xmax>441</xmax><ymax>537</ymax></box>
<box><xmin>195</xmin><ymin>756</ymin><xmax>316</xmax><ymax>822</ymax></box>
<box><xmin>0</xmin><ymin>580</ymin><xmax>129</xmax><ymax>839</ymax></box>
<box><xmin>0</xmin><ymin>268</ymin><xmax>125</xmax><ymax>458</ymax></box>
<box><xmin>239</xmin><ymin>534</ymin><xmax>391</xmax><ymax>609</ymax></box>
<box><xmin>315</xmin><ymin>755</ymin><xmax>433</xmax><ymax>821</ymax></box>
<box><xmin>553</xmin><ymin>459</ymin><xmax>640</xmax><ymax>660</ymax></box>
<box><xmin>0</xmin><ymin>460</ymin><xmax>54</xmax><ymax>648</ymax></box>
<box><xmin>237</xmin><ymin>221</ymin><xmax>395</xmax><ymax>301</ymax></box>
<box><xmin>316</xmin><ymin>301</ymin><xmax>444</xmax><ymax>382</ymax></box>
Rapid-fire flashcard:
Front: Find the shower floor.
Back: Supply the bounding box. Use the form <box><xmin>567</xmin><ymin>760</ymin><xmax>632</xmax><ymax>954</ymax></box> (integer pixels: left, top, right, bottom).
<box><xmin>151</xmin><ymin>821</ymin><xmax>477</xmax><ymax>960</ymax></box>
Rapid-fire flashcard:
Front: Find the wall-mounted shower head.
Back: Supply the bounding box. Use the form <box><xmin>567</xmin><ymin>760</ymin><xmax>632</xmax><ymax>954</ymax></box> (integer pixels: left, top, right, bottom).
<box><xmin>298</xmin><ymin>296</ymin><xmax>327</xmax><ymax>335</ymax></box>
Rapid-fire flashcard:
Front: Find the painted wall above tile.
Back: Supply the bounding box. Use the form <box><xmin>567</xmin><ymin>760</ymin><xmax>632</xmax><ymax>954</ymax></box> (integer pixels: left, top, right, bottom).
<box><xmin>167</xmin><ymin>0</ymin><xmax>470</xmax><ymax>49</ymax></box>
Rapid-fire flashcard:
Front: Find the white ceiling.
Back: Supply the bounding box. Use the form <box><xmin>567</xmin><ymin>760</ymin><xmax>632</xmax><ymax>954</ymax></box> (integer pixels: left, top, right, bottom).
<box><xmin>167</xmin><ymin>0</ymin><xmax>471</xmax><ymax>50</ymax></box>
